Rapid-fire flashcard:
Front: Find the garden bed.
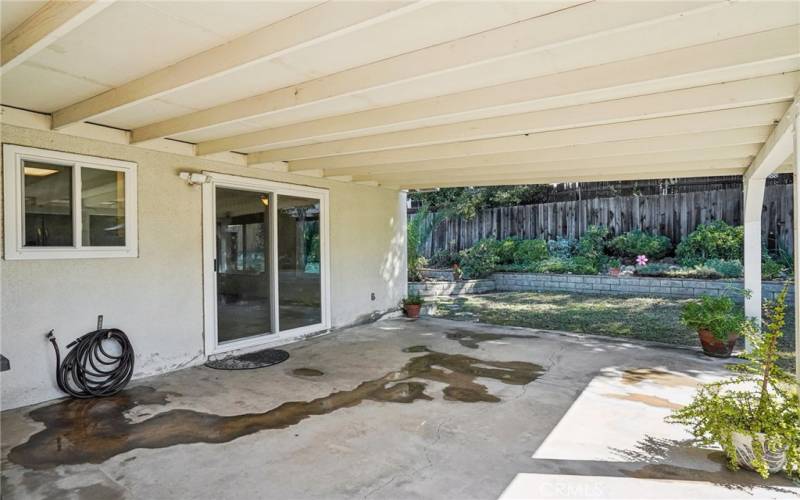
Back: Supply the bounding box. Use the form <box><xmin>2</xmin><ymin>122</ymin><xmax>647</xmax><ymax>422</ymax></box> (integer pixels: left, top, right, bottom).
<box><xmin>412</xmin><ymin>221</ymin><xmax>792</xmax><ymax>284</ymax></box>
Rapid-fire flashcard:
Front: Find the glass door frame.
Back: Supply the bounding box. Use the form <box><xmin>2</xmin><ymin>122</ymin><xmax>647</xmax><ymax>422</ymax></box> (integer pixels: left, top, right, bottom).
<box><xmin>202</xmin><ymin>172</ymin><xmax>331</xmax><ymax>355</ymax></box>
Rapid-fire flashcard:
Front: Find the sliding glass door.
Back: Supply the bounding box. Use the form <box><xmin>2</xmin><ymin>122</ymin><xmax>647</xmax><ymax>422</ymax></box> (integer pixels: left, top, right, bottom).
<box><xmin>204</xmin><ymin>174</ymin><xmax>329</xmax><ymax>354</ymax></box>
<box><xmin>215</xmin><ymin>187</ymin><xmax>272</xmax><ymax>343</ymax></box>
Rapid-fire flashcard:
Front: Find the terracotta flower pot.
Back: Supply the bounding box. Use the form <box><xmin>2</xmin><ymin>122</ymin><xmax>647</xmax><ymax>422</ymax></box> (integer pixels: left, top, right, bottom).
<box><xmin>404</xmin><ymin>304</ymin><xmax>421</xmax><ymax>319</ymax></box>
<box><xmin>697</xmin><ymin>329</ymin><xmax>738</xmax><ymax>358</ymax></box>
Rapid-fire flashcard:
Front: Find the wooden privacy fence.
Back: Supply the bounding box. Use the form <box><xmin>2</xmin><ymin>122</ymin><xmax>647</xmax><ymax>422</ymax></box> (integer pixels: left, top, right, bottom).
<box><xmin>417</xmin><ymin>184</ymin><xmax>794</xmax><ymax>258</ymax></box>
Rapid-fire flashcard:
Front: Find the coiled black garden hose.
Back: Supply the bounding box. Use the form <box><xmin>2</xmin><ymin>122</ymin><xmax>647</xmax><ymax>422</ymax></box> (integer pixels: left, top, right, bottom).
<box><xmin>47</xmin><ymin>325</ymin><xmax>134</xmax><ymax>398</ymax></box>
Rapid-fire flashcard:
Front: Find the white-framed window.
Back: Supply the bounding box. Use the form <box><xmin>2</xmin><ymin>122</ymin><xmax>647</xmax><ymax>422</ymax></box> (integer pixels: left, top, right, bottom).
<box><xmin>3</xmin><ymin>145</ymin><xmax>138</xmax><ymax>260</ymax></box>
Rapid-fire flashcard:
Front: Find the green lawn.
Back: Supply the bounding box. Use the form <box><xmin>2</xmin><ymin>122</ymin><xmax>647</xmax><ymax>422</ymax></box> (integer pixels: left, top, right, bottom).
<box><xmin>432</xmin><ymin>292</ymin><xmax>697</xmax><ymax>345</ymax></box>
<box><xmin>431</xmin><ymin>292</ymin><xmax>796</xmax><ymax>370</ymax></box>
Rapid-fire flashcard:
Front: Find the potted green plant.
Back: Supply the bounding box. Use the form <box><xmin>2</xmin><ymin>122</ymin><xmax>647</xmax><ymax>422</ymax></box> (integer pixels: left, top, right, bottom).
<box><xmin>680</xmin><ymin>294</ymin><xmax>749</xmax><ymax>357</ymax></box>
<box><xmin>402</xmin><ymin>292</ymin><xmax>424</xmax><ymax>319</ymax></box>
<box><xmin>607</xmin><ymin>258</ymin><xmax>622</xmax><ymax>276</ymax></box>
<box><xmin>668</xmin><ymin>287</ymin><xmax>798</xmax><ymax>478</ymax></box>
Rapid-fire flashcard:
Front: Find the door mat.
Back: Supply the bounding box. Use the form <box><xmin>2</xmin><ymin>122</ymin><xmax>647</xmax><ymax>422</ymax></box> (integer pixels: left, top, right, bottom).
<box><xmin>205</xmin><ymin>348</ymin><xmax>289</xmax><ymax>370</ymax></box>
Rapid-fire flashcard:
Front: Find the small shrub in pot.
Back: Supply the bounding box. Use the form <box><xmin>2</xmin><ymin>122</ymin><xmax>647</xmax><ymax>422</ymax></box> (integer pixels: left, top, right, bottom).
<box><xmin>680</xmin><ymin>294</ymin><xmax>749</xmax><ymax>357</ymax></box>
<box><xmin>607</xmin><ymin>257</ymin><xmax>622</xmax><ymax>276</ymax></box>
<box><xmin>402</xmin><ymin>292</ymin><xmax>424</xmax><ymax>319</ymax></box>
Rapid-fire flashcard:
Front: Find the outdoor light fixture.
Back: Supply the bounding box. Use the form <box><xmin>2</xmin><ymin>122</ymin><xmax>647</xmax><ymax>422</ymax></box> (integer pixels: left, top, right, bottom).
<box><xmin>260</xmin><ymin>194</ymin><xmax>269</xmax><ymax>207</ymax></box>
<box><xmin>178</xmin><ymin>172</ymin><xmax>210</xmax><ymax>185</ymax></box>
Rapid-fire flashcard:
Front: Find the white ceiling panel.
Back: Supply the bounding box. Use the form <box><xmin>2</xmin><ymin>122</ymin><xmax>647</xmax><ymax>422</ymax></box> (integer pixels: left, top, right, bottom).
<box><xmin>154</xmin><ymin>58</ymin><xmax>316</xmax><ymax>111</ymax></box>
<box><xmin>140</xmin><ymin>1</ymin><xmax>318</xmax><ymax>40</ymax></box>
<box><xmin>93</xmin><ymin>98</ymin><xmax>198</xmax><ymax>129</ymax></box>
<box><xmin>0</xmin><ymin>63</ymin><xmax>109</xmax><ymax>112</ymax></box>
<box><xmin>24</xmin><ymin>2</ymin><xmax>228</xmax><ymax>87</ymax></box>
<box><xmin>170</xmin><ymin>121</ymin><xmax>265</xmax><ymax>144</ymax></box>
<box><xmin>0</xmin><ymin>0</ymin><xmax>46</xmax><ymax>34</ymax></box>
<box><xmin>233</xmin><ymin>95</ymin><xmax>377</xmax><ymax>131</ymax></box>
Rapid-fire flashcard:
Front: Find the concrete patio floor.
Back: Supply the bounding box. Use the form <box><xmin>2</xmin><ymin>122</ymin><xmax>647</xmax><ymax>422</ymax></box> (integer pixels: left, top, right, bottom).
<box><xmin>1</xmin><ymin>318</ymin><xmax>798</xmax><ymax>499</ymax></box>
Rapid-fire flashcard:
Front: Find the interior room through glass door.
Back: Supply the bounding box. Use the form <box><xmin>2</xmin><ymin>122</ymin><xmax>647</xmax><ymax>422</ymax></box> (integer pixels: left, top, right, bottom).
<box><xmin>277</xmin><ymin>195</ymin><xmax>322</xmax><ymax>331</ymax></box>
<box><xmin>215</xmin><ymin>187</ymin><xmax>272</xmax><ymax>343</ymax></box>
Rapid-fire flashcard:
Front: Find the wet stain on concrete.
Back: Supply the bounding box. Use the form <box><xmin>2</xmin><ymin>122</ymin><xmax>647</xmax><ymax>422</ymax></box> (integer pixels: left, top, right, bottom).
<box><xmin>292</xmin><ymin>368</ymin><xmax>324</xmax><ymax>377</ymax></box>
<box><xmin>9</xmin><ymin>349</ymin><xmax>544</xmax><ymax>470</ymax></box>
<box><xmin>9</xmin><ymin>469</ymin><xmax>128</xmax><ymax>500</ymax></box>
<box><xmin>604</xmin><ymin>392</ymin><xmax>683</xmax><ymax>410</ymax></box>
<box><xmin>620</xmin><ymin>368</ymin><xmax>699</xmax><ymax>388</ymax></box>
<box><xmin>444</xmin><ymin>328</ymin><xmax>538</xmax><ymax>349</ymax></box>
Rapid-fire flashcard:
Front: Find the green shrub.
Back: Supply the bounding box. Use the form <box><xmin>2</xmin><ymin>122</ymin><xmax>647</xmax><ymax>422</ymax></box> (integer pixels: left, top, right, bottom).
<box><xmin>676</xmin><ymin>221</ymin><xmax>744</xmax><ymax>266</ymax></box>
<box><xmin>513</xmin><ymin>239</ymin><xmax>548</xmax><ymax>264</ymax></box>
<box><xmin>634</xmin><ymin>263</ymin><xmax>724</xmax><ymax>280</ymax></box>
<box><xmin>704</xmin><ymin>259</ymin><xmax>743</xmax><ymax>279</ymax></box>
<box><xmin>459</xmin><ymin>239</ymin><xmax>500</xmax><ymax>279</ymax></box>
<box><xmin>607</xmin><ymin>230</ymin><xmax>672</xmax><ymax>259</ymax></box>
<box><xmin>531</xmin><ymin>256</ymin><xmax>598</xmax><ymax>275</ymax></box>
<box><xmin>575</xmin><ymin>225</ymin><xmax>608</xmax><ymax>261</ymax></box>
<box><xmin>680</xmin><ymin>294</ymin><xmax>748</xmax><ymax>341</ymax></box>
<box><xmin>496</xmin><ymin>237</ymin><xmax>521</xmax><ymax>264</ymax></box>
<box><xmin>547</xmin><ymin>237</ymin><xmax>576</xmax><ymax>258</ymax></box>
<box><xmin>762</xmin><ymin>254</ymin><xmax>784</xmax><ymax>281</ymax></box>
<box><xmin>685</xmin><ymin>266</ymin><xmax>726</xmax><ymax>280</ymax></box>
<box><xmin>569</xmin><ymin>256</ymin><xmax>599</xmax><ymax>275</ymax></box>
<box><xmin>634</xmin><ymin>263</ymin><xmax>674</xmax><ymax>277</ymax></box>
<box><xmin>429</xmin><ymin>250</ymin><xmax>462</xmax><ymax>268</ymax></box>
<box><xmin>532</xmin><ymin>257</ymin><xmax>572</xmax><ymax>274</ymax></box>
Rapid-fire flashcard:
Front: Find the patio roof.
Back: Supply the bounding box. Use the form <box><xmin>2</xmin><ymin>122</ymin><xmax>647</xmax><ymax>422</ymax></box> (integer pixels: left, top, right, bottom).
<box><xmin>1</xmin><ymin>1</ymin><xmax>798</xmax><ymax>189</ymax></box>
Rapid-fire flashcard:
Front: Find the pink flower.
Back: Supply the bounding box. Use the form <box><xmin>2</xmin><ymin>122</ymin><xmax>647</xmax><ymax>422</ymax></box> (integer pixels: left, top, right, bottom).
<box><xmin>636</xmin><ymin>255</ymin><xmax>648</xmax><ymax>266</ymax></box>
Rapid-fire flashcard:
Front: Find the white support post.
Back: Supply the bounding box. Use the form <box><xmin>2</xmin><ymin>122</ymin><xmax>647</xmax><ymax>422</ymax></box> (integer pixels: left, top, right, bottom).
<box><xmin>793</xmin><ymin>109</ymin><xmax>800</xmax><ymax>383</ymax></box>
<box><xmin>743</xmin><ymin>175</ymin><xmax>765</xmax><ymax>351</ymax></box>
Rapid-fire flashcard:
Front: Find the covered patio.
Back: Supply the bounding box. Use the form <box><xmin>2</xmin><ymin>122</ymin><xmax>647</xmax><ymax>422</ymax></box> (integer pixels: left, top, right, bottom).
<box><xmin>1</xmin><ymin>1</ymin><xmax>800</xmax><ymax>498</ymax></box>
<box><xmin>3</xmin><ymin>317</ymin><xmax>798</xmax><ymax>499</ymax></box>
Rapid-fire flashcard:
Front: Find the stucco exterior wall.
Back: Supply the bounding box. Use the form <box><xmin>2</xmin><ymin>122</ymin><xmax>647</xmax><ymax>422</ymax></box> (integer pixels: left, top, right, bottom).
<box><xmin>0</xmin><ymin>124</ymin><xmax>407</xmax><ymax>409</ymax></box>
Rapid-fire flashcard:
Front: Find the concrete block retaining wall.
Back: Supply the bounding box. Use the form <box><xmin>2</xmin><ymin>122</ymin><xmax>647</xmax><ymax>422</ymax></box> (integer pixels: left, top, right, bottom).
<box><xmin>410</xmin><ymin>272</ymin><xmax>792</xmax><ymax>303</ymax></box>
<box><xmin>493</xmin><ymin>273</ymin><xmax>791</xmax><ymax>302</ymax></box>
<box><xmin>409</xmin><ymin>279</ymin><xmax>495</xmax><ymax>297</ymax></box>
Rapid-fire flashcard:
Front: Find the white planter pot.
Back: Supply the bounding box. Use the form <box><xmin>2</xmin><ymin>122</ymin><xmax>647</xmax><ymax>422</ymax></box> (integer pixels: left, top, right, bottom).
<box><xmin>731</xmin><ymin>431</ymin><xmax>787</xmax><ymax>473</ymax></box>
